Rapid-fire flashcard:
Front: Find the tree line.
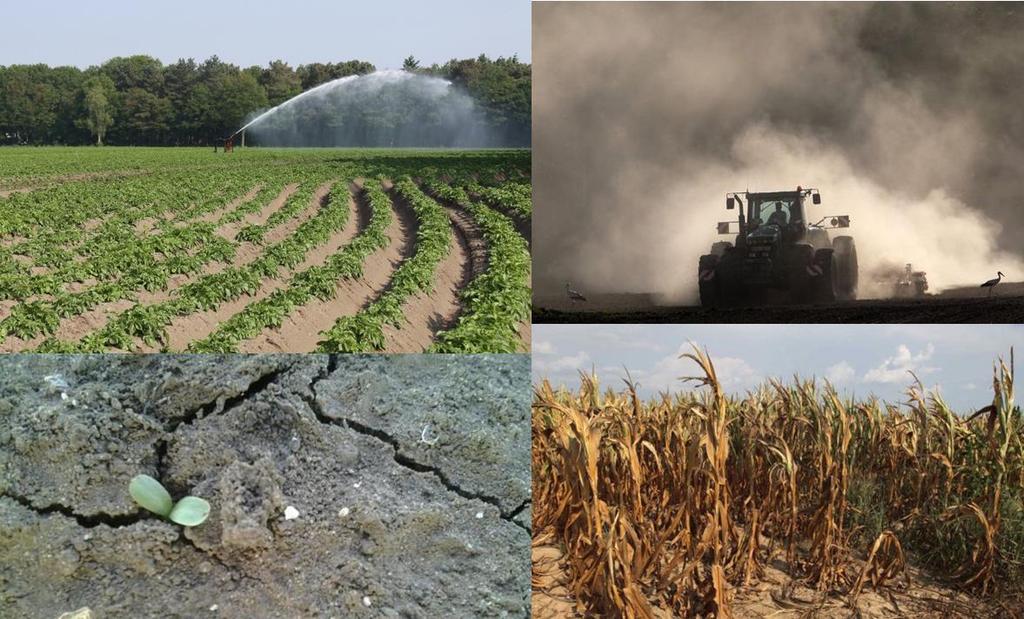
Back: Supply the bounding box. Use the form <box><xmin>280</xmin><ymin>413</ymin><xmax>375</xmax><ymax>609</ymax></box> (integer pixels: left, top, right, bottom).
<box><xmin>0</xmin><ymin>54</ymin><xmax>530</xmax><ymax>147</ymax></box>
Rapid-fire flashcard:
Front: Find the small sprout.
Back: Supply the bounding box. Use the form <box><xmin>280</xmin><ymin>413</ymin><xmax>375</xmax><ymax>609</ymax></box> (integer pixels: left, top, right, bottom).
<box><xmin>129</xmin><ymin>474</ymin><xmax>210</xmax><ymax>527</ymax></box>
<box><xmin>129</xmin><ymin>474</ymin><xmax>173</xmax><ymax>517</ymax></box>
<box><xmin>169</xmin><ymin>496</ymin><xmax>212</xmax><ymax>526</ymax></box>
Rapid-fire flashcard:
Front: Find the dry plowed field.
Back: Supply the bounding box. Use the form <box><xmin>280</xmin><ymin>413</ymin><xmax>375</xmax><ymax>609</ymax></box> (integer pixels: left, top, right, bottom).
<box><xmin>0</xmin><ymin>147</ymin><xmax>531</xmax><ymax>352</ymax></box>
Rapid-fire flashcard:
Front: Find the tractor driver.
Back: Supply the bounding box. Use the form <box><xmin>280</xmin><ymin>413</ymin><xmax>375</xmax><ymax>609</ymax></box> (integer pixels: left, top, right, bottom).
<box><xmin>766</xmin><ymin>203</ymin><xmax>789</xmax><ymax>227</ymax></box>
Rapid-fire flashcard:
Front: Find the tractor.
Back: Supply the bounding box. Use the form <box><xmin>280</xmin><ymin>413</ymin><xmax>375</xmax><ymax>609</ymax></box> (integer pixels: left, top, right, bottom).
<box><xmin>698</xmin><ymin>187</ymin><xmax>857</xmax><ymax>306</ymax></box>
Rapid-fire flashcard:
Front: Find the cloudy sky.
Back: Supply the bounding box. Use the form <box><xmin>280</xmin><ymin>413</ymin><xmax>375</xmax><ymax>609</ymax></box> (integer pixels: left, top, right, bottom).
<box><xmin>533</xmin><ymin>325</ymin><xmax>1024</xmax><ymax>411</ymax></box>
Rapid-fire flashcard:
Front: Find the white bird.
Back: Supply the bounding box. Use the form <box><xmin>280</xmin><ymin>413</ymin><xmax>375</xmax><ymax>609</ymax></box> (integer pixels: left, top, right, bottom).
<box><xmin>981</xmin><ymin>271</ymin><xmax>1005</xmax><ymax>297</ymax></box>
<box><xmin>565</xmin><ymin>282</ymin><xmax>587</xmax><ymax>303</ymax></box>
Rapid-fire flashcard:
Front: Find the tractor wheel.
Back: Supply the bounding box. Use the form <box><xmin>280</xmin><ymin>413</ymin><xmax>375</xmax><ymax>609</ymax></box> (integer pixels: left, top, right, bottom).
<box><xmin>716</xmin><ymin>249</ymin><xmax>743</xmax><ymax>306</ymax></box>
<box><xmin>832</xmin><ymin>236</ymin><xmax>858</xmax><ymax>301</ymax></box>
<box><xmin>698</xmin><ymin>254</ymin><xmax>719</xmax><ymax>307</ymax></box>
<box><xmin>789</xmin><ymin>243</ymin><xmax>816</xmax><ymax>304</ymax></box>
<box><xmin>811</xmin><ymin>248</ymin><xmax>837</xmax><ymax>303</ymax></box>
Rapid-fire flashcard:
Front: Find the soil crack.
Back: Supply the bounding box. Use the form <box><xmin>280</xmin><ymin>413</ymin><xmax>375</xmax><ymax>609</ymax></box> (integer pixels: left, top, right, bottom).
<box><xmin>156</xmin><ymin>364</ymin><xmax>291</xmax><ymax>481</ymax></box>
<box><xmin>299</xmin><ymin>370</ymin><xmax>527</xmax><ymax>532</ymax></box>
<box><xmin>1</xmin><ymin>491</ymin><xmax>148</xmax><ymax>528</ymax></box>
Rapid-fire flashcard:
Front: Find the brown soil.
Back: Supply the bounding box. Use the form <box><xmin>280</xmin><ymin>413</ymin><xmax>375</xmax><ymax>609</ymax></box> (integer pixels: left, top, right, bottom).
<box><xmin>65</xmin><ymin>278</ymin><xmax>98</xmax><ymax>293</ymax></box>
<box><xmin>149</xmin><ymin>182</ymin><xmax>362</xmax><ymax>352</ymax></box>
<box><xmin>380</xmin><ymin>195</ymin><xmax>471</xmax><ymax>353</ymax></box>
<box><xmin>215</xmin><ymin>183</ymin><xmax>299</xmax><ymax>241</ymax></box>
<box><xmin>133</xmin><ymin>217</ymin><xmax>159</xmax><ymax>236</ymax></box>
<box><xmin>4</xmin><ymin>299</ymin><xmax>138</xmax><ymax>352</ymax></box>
<box><xmin>444</xmin><ymin>203</ymin><xmax>489</xmax><ymax>280</ymax></box>
<box><xmin>194</xmin><ymin>184</ymin><xmax>263</xmax><ymax>224</ymax></box>
<box><xmin>531</xmin><ymin>543</ymin><xmax>1002</xmax><ymax>618</ymax></box>
<box><xmin>0</xmin><ymin>300</ymin><xmax>15</xmax><ymax>322</ymax></box>
<box><xmin>237</xmin><ymin>183</ymin><xmax>415</xmax><ymax>353</ymax></box>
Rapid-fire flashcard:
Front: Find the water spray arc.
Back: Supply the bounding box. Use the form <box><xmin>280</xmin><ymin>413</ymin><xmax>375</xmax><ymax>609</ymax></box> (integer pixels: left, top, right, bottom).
<box><xmin>226</xmin><ymin>70</ymin><xmax>499</xmax><ymax>148</ymax></box>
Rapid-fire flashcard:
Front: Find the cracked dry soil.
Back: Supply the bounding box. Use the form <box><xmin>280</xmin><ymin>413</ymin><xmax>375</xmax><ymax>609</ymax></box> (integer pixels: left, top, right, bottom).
<box><xmin>0</xmin><ymin>354</ymin><xmax>530</xmax><ymax>618</ymax></box>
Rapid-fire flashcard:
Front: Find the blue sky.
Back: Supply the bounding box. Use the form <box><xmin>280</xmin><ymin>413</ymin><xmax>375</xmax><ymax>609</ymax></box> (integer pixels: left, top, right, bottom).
<box><xmin>533</xmin><ymin>325</ymin><xmax>1024</xmax><ymax>412</ymax></box>
<box><xmin>0</xmin><ymin>1</ymin><xmax>529</xmax><ymax>69</ymax></box>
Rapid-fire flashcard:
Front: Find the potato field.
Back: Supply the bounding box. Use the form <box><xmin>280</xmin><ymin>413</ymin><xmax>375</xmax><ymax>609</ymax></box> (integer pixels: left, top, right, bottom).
<box><xmin>0</xmin><ymin>147</ymin><xmax>531</xmax><ymax>353</ymax></box>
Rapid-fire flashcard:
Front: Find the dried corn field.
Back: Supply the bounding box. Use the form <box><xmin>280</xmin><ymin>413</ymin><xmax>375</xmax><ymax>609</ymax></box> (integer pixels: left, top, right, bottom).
<box><xmin>532</xmin><ymin>347</ymin><xmax>1024</xmax><ymax>617</ymax></box>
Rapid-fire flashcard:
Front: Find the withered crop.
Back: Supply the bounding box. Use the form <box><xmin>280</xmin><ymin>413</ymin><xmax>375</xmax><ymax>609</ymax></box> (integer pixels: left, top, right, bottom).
<box><xmin>533</xmin><ymin>346</ymin><xmax>1022</xmax><ymax>617</ymax></box>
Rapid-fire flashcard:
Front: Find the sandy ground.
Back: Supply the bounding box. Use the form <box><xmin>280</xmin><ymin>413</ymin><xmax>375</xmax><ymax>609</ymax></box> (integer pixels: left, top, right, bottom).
<box><xmin>151</xmin><ymin>181</ymin><xmax>351</xmax><ymax>352</ymax></box>
<box><xmin>376</xmin><ymin>189</ymin><xmax>480</xmax><ymax>353</ymax></box>
<box><xmin>380</xmin><ymin>227</ymin><xmax>469</xmax><ymax>353</ymax></box>
<box><xmin>195</xmin><ymin>183</ymin><xmax>264</xmax><ymax>224</ymax></box>
<box><xmin>532</xmin><ymin>542</ymin><xmax>1008</xmax><ymax>618</ymax></box>
<box><xmin>237</xmin><ymin>183</ymin><xmax>416</xmax><ymax>353</ymax></box>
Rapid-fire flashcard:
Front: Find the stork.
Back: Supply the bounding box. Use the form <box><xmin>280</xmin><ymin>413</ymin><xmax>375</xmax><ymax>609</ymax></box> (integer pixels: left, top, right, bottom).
<box><xmin>565</xmin><ymin>282</ymin><xmax>587</xmax><ymax>303</ymax></box>
<box><xmin>981</xmin><ymin>271</ymin><xmax>1005</xmax><ymax>297</ymax></box>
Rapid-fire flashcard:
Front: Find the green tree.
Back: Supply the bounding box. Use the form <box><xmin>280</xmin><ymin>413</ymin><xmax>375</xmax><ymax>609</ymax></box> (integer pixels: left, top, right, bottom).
<box><xmin>259</xmin><ymin>60</ymin><xmax>301</xmax><ymax>106</ymax></box>
<box><xmin>81</xmin><ymin>80</ymin><xmax>113</xmax><ymax>144</ymax></box>
<box><xmin>402</xmin><ymin>55</ymin><xmax>420</xmax><ymax>72</ymax></box>
<box><xmin>118</xmin><ymin>88</ymin><xmax>172</xmax><ymax>144</ymax></box>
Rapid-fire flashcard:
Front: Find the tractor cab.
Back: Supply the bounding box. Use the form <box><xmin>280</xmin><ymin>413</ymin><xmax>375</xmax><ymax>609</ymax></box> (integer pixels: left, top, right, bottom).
<box><xmin>725</xmin><ymin>187</ymin><xmax>820</xmax><ymax>248</ymax></box>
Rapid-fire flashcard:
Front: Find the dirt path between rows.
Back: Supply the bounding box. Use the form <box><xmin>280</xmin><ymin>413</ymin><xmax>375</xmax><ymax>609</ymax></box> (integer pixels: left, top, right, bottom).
<box><xmin>149</xmin><ymin>181</ymin><xmax>364</xmax><ymax>352</ymax></box>
<box><xmin>238</xmin><ymin>182</ymin><xmax>416</xmax><ymax>353</ymax></box>
<box><xmin>215</xmin><ymin>183</ymin><xmax>300</xmax><ymax>241</ymax></box>
<box><xmin>0</xmin><ymin>300</ymin><xmax>16</xmax><ymax>323</ymax></box>
<box><xmin>194</xmin><ymin>183</ymin><xmax>264</xmax><ymax>225</ymax></box>
<box><xmin>380</xmin><ymin>195</ymin><xmax>474</xmax><ymax>353</ymax></box>
<box><xmin>0</xmin><ymin>188</ymin><xmax>33</xmax><ymax>199</ymax></box>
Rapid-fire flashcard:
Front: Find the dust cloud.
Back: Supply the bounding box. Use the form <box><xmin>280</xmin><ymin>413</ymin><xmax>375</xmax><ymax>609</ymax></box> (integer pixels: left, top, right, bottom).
<box><xmin>534</xmin><ymin>3</ymin><xmax>1024</xmax><ymax>303</ymax></box>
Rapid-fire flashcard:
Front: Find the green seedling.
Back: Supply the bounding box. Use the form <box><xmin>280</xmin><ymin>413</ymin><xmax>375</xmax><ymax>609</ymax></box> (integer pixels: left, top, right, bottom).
<box><xmin>129</xmin><ymin>474</ymin><xmax>210</xmax><ymax>526</ymax></box>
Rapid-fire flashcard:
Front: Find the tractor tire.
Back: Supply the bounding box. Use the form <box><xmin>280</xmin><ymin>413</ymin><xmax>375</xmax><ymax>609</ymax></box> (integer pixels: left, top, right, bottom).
<box><xmin>832</xmin><ymin>236</ymin><xmax>858</xmax><ymax>301</ymax></box>
<box><xmin>811</xmin><ymin>248</ymin><xmax>837</xmax><ymax>303</ymax></box>
<box><xmin>698</xmin><ymin>254</ymin><xmax>719</xmax><ymax>307</ymax></box>
<box><xmin>716</xmin><ymin>249</ymin><xmax>744</xmax><ymax>306</ymax></box>
<box><xmin>789</xmin><ymin>243</ymin><xmax>816</xmax><ymax>304</ymax></box>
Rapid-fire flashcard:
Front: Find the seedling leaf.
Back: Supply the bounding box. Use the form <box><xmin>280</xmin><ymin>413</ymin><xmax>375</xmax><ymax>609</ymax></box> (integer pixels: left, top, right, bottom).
<box><xmin>169</xmin><ymin>496</ymin><xmax>211</xmax><ymax>526</ymax></box>
<box><xmin>129</xmin><ymin>474</ymin><xmax>173</xmax><ymax>517</ymax></box>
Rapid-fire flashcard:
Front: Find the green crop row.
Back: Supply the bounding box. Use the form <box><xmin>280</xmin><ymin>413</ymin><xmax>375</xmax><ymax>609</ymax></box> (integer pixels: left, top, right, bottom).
<box><xmin>316</xmin><ymin>177</ymin><xmax>452</xmax><ymax>352</ymax></box>
<box><xmin>425</xmin><ymin>181</ymin><xmax>531</xmax><ymax>353</ymax></box>
<box><xmin>469</xmin><ymin>181</ymin><xmax>532</xmax><ymax>218</ymax></box>
<box><xmin>36</xmin><ymin>174</ymin><xmax>345</xmax><ymax>352</ymax></box>
<box><xmin>187</xmin><ymin>179</ymin><xmax>396</xmax><ymax>353</ymax></box>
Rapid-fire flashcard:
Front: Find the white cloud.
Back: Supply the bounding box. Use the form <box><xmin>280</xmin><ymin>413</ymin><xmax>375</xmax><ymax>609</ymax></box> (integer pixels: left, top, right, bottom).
<box><xmin>533</xmin><ymin>351</ymin><xmax>592</xmax><ymax>373</ymax></box>
<box><xmin>863</xmin><ymin>343</ymin><xmax>937</xmax><ymax>384</ymax></box>
<box><xmin>533</xmin><ymin>340</ymin><xmax>556</xmax><ymax>355</ymax></box>
<box><xmin>639</xmin><ymin>345</ymin><xmax>759</xmax><ymax>393</ymax></box>
<box><xmin>825</xmin><ymin>361</ymin><xmax>856</xmax><ymax>384</ymax></box>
